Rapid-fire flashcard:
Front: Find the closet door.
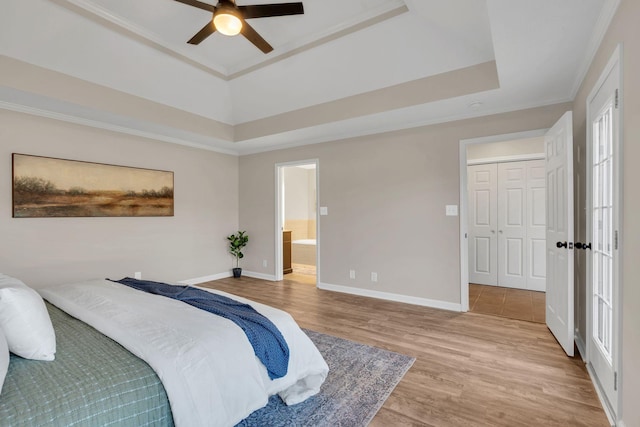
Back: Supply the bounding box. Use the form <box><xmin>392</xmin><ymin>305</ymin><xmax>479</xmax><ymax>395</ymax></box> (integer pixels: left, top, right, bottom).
<box><xmin>526</xmin><ymin>161</ymin><xmax>546</xmax><ymax>291</ymax></box>
<box><xmin>497</xmin><ymin>160</ymin><xmax>547</xmax><ymax>290</ymax></box>
<box><xmin>468</xmin><ymin>164</ymin><xmax>498</xmax><ymax>285</ymax></box>
<box><xmin>497</xmin><ymin>162</ymin><xmax>527</xmax><ymax>288</ymax></box>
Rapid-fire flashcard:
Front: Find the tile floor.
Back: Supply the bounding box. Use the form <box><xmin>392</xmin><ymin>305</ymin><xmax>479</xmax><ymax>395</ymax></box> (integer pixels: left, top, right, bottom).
<box><xmin>469</xmin><ymin>283</ymin><xmax>546</xmax><ymax>323</ymax></box>
<box><xmin>285</xmin><ymin>263</ymin><xmax>316</xmax><ymax>285</ymax></box>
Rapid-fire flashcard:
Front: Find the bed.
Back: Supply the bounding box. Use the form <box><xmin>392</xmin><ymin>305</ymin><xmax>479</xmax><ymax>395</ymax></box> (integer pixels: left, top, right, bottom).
<box><xmin>0</xmin><ymin>276</ymin><xmax>329</xmax><ymax>427</ymax></box>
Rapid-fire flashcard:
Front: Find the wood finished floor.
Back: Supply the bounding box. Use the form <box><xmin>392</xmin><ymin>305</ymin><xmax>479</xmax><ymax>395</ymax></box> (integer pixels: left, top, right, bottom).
<box><xmin>200</xmin><ymin>276</ymin><xmax>608</xmax><ymax>427</ymax></box>
<box><xmin>469</xmin><ymin>284</ymin><xmax>546</xmax><ymax>324</ymax></box>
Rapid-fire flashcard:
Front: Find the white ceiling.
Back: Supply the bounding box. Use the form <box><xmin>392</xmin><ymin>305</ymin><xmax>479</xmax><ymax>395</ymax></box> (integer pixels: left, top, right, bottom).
<box><xmin>0</xmin><ymin>0</ymin><xmax>618</xmax><ymax>154</ymax></box>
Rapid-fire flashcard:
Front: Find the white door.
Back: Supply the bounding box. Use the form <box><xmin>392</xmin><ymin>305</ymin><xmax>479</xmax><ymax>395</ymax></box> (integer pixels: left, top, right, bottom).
<box><xmin>526</xmin><ymin>161</ymin><xmax>547</xmax><ymax>292</ymax></box>
<box><xmin>468</xmin><ymin>163</ymin><xmax>497</xmax><ymax>285</ymax></box>
<box><xmin>587</xmin><ymin>55</ymin><xmax>619</xmax><ymax>412</ymax></box>
<box><xmin>545</xmin><ymin>111</ymin><xmax>574</xmax><ymax>357</ymax></box>
<box><xmin>498</xmin><ymin>160</ymin><xmax>547</xmax><ymax>291</ymax></box>
<box><xmin>497</xmin><ymin>162</ymin><xmax>527</xmax><ymax>289</ymax></box>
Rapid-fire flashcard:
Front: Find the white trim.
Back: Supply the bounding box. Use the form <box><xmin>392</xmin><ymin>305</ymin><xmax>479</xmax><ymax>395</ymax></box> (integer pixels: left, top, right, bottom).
<box><xmin>178</xmin><ymin>272</ymin><xmax>232</xmax><ymax>285</ymax></box>
<box><xmin>63</xmin><ymin>0</ymin><xmax>407</xmax><ymax>80</ymax></box>
<box><xmin>460</xmin><ymin>129</ymin><xmax>548</xmax><ymax>146</ymax></box>
<box><xmin>0</xmin><ymin>100</ymin><xmax>238</xmax><ymax>156</ymax></box>
<box><xmin>459</xmin><ymin>128</ymin><xmax>549</xmax><ymax>312</ymax></box>
<box><xmin>275</xmin><ymin>159</ymin><xmax>320</xmax><ymax>286</ymax></box>
<box><xmin>575</xmin><ymin>331</ymin><xmax>587</xmax><ymax>361</ymax></box>
<box><xmin>243</xmin><ymin>271</ymin><xmax>278</xmax><ymax>281</ymax></box>
<box><xmin>63</xmin><ymin>0</ymin><xmax>227</xmax><ymax>78</ymax></box>
<box><xmin>179</xmin><ymin>271</ymin><xmax>279</xmax><ymax>284</ymax></box>
<box><xmin>459</xmin><ymin>144</ymin><xmax>470</xmax><ymax>311</ymax></box>
<box><xmin>585</xmin><ymin>43</ymin><xmax>623</xmax><ymax>422</ymax></box>
<box><xmin>238</xmin><ymin>100</ymin><xmax>571</xmax><ymax>156</ymax></box>
<box><xmin>586</xmin><ymin>363</ymin><xmax>617</xmax><ymax>427</ymax></box>
<box><xmin>570</xmin><ymin>0</ymin><xmax>622</xmax><ymax>99</ymax></box>
<box><xmin>467</xmin><ymin>153</ymin><xmax>544</xmax><ymax>166</ymax></box>
<box><xmin>318</xmin><ymin>282</ymin><xmax>462</xmax><ymax>312</ymax></box>
<box><xmin>275</xmin><ymin>165</ymin><xmax>284</xmax><ymax>282</ymax></box>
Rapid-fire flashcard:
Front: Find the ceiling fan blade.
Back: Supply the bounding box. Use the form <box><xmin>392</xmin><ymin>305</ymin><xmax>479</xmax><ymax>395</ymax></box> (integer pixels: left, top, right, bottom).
<box><xmin>187</xmin><ymin>19</ymin><xmax>217</xmax><ymax>44</ymax></box>
<box><xmin>174</xmin><ymin>0</ymin><xmax>217</xmax><ymax>13</ymax></box>
<box><xmin>240</xmin><ymin>20</ymin><xmax>273</xmax><ymax>53</ymax></box>
<box><xmin>238</xmin><ymin>3</ymin><xmax>304</xmax><ymax>19</ymax></box>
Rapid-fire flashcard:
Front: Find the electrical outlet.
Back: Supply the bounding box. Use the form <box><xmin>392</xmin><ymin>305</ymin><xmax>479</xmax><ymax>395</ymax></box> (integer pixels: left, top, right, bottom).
<box><xmin>371</xmin><ymin>272</ymin><xmax>378</xmax><ymax>282</ymax></box>
<box><xmin>134</xmin><ymin>272</ymin><xmax>142</xmax><ymax>279</ymax></box>
<box><xmin>263</xmin><ymin>259</ymin><xmax>268</xmax><ymax>268</ymax></box>
<box><xmin>349</xmin><ymin>270</ymin><xmax>356</xmax><ymax>280</ymax></box>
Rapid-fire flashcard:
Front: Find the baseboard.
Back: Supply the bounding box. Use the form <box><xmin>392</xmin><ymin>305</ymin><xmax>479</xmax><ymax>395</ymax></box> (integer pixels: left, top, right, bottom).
<box><xmin>586</xmin><ymin>363</ymin><xmax>616</xmax><ymax>427</ymax></box>
<box><xmin>179</xmin><ymin>270</ymin><xmax>279</xmax><ymax>284</ymax></box>
<box><xmin>575</xmin><ymin>331</ymin><xmax>587</xmax><ymax>362</ymax></box>
<box><xmin>243</xmin><ymin>271</ymin><xmax>277</xmax><ymax>281</ymax></box>
<box><xmin>318</xmin><ymin>282</ymin><xmax>462</xmax><ymax>312</ymax></box>
<box><xmin>178</xmin><ymin>272</ymin><xmax>231</xmax><ymax>285</ymax></box>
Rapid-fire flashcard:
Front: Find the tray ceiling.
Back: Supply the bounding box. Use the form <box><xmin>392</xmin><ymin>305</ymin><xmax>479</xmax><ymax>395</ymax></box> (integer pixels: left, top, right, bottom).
<box><xmin>0</xmin><ymin>0</ymin><xmax>616</xmax><ymax>154</ymax></box>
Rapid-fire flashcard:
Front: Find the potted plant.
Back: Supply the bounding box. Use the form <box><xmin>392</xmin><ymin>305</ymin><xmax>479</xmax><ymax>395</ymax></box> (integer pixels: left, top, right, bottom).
<box><xmin>227</xmin><ymin>231</ymin><xmax>248</xmax><ymax>278</ymax></box>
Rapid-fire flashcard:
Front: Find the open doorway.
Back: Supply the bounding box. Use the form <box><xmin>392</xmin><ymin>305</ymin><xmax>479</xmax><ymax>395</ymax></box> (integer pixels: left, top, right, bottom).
<box><xmin>461</xmin><ymin>131</ymin><xmax>547</xmax><ymax>323</ymax></box>
<box><xmin>276</xmin><ymin>160</ymin><xmax>319</xmax><ymax>286</ymax></box>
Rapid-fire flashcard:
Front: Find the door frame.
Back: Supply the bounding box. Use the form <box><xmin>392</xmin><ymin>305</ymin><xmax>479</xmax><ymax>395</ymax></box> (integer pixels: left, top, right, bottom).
<box><xmin>275</xmin><ymin>159</ymin><xmax>320</xmax><ymax>285</ymax></box>
<box><xmin>584</xmin><ymin>43</ymin><xmax>623</xmax><ymax>423</ymax></box>
<box><xmin>459</xmin><ymin>129</ymin><xmax>548</xmax><ymax>311</ymax></box>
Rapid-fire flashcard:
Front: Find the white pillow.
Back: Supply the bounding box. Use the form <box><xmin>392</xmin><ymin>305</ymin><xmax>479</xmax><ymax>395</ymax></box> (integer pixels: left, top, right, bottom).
<box><xmin>0</xmin><ymin>327</ymin><xmax>8</xmax><ymax>395</ymax></box>
<box><xmin>0</xmin><ymin>274</ymin><xmax>56</xmax><ymax>361</ymax></box>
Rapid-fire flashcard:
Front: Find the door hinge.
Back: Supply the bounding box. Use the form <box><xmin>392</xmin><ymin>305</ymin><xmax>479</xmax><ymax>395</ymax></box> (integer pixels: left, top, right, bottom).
<box><xmin>615</xmin><ymin>89</ymin><xmax>619</xmax><ymax>109</ymax></box>
<box><xmin>614</xmin><ymin>372</ymin><xmax>618</xmax><ymax>391</ymax></box>
<box><xmin>614</xmin><ymin>230</ymin><xmax>619</xmax><ymax>250</ymax></box>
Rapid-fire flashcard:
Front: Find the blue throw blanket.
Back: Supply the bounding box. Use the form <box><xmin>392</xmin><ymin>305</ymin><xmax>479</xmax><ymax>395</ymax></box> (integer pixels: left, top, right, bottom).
<box><xmin>109</xmin><ymin>278</ymin><xmax>289</xmax><ymax>380</ymax></box>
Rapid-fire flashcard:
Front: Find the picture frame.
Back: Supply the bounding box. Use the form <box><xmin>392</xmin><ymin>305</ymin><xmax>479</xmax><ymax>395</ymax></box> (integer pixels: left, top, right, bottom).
<box><xmin>12</xmin><ymin>153</ymin><xmax>174</xmax><ymax>218</ymax></box>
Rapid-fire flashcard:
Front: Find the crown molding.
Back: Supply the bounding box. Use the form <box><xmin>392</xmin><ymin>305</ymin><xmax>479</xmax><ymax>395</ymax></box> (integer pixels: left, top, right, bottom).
<box><xmin>570</xmin><ymin>0</ymin><xmax>621</xmax><ymax>99</ymax></box>
<box><xmin>61</xmin><ymin>0</ymin><xmax>408</xmax><ymax>80</ymax></box>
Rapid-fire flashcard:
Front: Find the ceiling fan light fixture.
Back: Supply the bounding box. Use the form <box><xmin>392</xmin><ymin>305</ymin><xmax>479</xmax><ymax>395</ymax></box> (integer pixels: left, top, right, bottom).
<box><xmin>213</xmin><ymin>7</ymin><xmax>243</xmax><ymax>36</ymax></box>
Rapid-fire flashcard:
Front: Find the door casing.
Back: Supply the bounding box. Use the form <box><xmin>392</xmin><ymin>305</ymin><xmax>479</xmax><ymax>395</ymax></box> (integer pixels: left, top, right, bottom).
<box><xmin>459</xmin><ymin>129</ymin><xmax>548</xmax><ymax>311</ymax></box>
<box><xmin>584</xmin><ymin>43</ymin><xmax>622</xmax><ymax>424</ymax></box>
<box><xmin>275</xmin><ymin>159</ymin><xmax>320</xmax><ymax>284</ymax></box>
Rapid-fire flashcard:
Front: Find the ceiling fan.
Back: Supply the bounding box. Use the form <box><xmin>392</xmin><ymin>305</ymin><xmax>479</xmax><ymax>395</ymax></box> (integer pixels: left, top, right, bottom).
<box><xmin>174</xmin><ymin>0</ymin><xmax>304</xmax><ymax>53</ymax></box>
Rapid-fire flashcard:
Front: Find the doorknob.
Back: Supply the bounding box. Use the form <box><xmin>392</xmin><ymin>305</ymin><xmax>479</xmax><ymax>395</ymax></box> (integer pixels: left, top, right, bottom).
<box><xmin>575</xmin><ymin>242</ymin><xmax>592</xmax><ymax>250</ymax></box>
<box><xmin>556</xmin><ymin>241</ymin><xmax>567</xmax><ymax>248</ymax></box>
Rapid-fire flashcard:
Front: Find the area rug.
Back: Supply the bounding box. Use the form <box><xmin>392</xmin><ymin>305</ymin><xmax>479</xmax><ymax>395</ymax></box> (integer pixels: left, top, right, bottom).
<box><xmin>236</xmin><ymin>329</ymin><xmax>415</xmax><ymax>426</ymax></box>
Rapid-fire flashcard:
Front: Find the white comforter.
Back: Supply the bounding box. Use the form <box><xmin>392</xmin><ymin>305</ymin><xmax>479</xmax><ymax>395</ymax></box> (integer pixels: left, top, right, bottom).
<box><xmin>39</xmin><ymin>279</ymin><xmax>328</xmax><ymax>427</ymax></box>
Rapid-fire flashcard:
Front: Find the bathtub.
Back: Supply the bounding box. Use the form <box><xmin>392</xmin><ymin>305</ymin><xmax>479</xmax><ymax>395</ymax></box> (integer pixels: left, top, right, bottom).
<box><xmin>292</xmin><ymin>239</ymin><xmax>316</xmax><ymax>266</ymax></box>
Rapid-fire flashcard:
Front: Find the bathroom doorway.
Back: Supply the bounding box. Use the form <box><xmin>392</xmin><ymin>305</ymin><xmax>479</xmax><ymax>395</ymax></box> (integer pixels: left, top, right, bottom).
<box><xmin>276</xmin><ymin>160</ymin><xmax>319</xmax><ymax>286</ymax></box>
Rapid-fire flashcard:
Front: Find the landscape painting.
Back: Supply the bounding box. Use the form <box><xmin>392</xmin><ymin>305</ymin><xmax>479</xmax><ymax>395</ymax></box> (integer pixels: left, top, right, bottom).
<box><xmin>12</xmin><ymin>154</ymin><xmax>174</xmax><ymax>218</ymax></box>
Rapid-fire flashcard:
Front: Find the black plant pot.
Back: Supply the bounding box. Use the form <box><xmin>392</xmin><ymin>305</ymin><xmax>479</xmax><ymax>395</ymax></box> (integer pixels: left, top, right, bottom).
<box><xmin>232</xmin><ymin>268</ymin><xmax>242</xmax><ymax>278</ymax></box>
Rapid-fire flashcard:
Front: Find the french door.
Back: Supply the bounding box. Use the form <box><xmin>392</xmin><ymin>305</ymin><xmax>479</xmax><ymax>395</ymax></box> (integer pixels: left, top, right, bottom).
<box><xmin>586</xmin><ymin>48</ymin><xmax>620</xmax><ymax>414</ymax></box>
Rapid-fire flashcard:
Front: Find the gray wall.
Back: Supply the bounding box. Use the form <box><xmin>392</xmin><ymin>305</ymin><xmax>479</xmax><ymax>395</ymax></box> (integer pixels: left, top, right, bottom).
<box><xmin>0</xmin><ymin>109</ymin><xmax>239</xmax><ymax>287</ymax></box>
<box><xmin>572</xmin><ymin>0</ymin><xmax>639</xmax><ymax>424</ymax></box>
<box><xmin>239</xmin><ymin>103</ymin><xmax>570</xmax><ymax>304</ymax></box>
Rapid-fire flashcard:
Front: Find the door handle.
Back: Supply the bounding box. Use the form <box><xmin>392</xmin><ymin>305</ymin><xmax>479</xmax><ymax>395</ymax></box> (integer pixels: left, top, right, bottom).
<box><xmin>556</xmin><ymin>241</ymin><xmax>567</xmax><ymax>248</ymax></box>
<box><xmin>575</xmin><ymin>242</ymin><xmax>592</xmax><ymax>250</ymax></box>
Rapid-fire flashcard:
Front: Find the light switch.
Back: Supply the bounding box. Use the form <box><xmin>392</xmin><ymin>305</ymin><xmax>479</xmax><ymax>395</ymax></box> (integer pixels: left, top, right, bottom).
<box><xmin>446</xmin><ymin>205</ymin><xmax>458</xmax><ymax>216</ymax></box>
<box><xmin>320</xmin><ymin>206</ymin><xmax>328</xmax><ymax>216</ymax></box>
